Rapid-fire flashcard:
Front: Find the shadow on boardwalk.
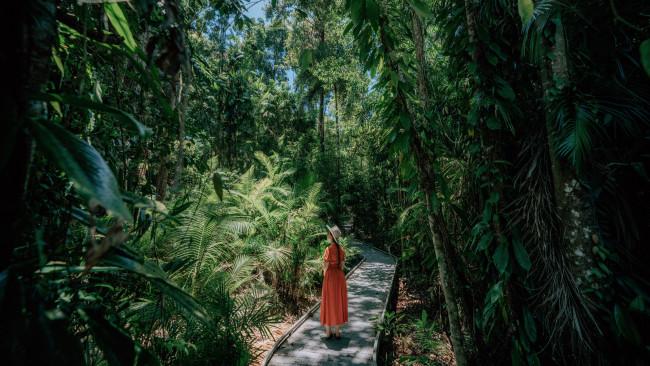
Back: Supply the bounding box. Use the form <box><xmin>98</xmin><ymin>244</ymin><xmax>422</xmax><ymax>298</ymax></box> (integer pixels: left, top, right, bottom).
<box><xmin>266</xmin><ymin>242</ymin><xmax>397</xmax><ymax>366</ymax></box>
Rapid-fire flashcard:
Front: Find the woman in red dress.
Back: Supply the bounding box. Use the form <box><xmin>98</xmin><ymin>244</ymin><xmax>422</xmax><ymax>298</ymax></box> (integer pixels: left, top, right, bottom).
<box><xmin>320</xmin><ymin>225</ymin><xmax>348</xmax><ymax>339</ymax></box>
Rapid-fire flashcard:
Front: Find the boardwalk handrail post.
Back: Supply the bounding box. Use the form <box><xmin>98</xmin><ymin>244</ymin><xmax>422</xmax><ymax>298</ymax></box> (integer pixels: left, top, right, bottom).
<box><xmin>371</xmin><ymin>245</ymin><xmax>398</xmax><ymax>366</ymax></box>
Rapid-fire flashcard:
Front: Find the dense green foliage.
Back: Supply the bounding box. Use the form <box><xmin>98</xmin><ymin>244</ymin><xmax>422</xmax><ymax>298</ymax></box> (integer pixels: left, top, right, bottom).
<box><xmin>2</xmin><ymin>0</ymin><xmax>650</xmax><ymax>365</ymax></box>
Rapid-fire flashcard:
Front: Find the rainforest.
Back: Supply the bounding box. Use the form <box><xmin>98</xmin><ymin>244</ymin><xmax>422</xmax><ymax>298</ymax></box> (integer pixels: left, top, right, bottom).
<box><xmin>2</xmin><ymin>0</ymin><xmax>650</xmax><ymax>365</ymax></box>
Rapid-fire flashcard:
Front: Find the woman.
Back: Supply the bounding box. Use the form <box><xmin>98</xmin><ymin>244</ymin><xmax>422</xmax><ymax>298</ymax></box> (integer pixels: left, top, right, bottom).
<box><xmin>320</xmin><ymin>225</ymin><xmax>348</xmax><ymax>339</ymax></box>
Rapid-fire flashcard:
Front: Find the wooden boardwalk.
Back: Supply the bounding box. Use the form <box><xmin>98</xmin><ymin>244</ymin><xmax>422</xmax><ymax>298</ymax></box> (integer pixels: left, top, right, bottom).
<box><xmin>265</xmin><ymin>242</ymin><xmax>397</xmax><ymax>365</ymax></box>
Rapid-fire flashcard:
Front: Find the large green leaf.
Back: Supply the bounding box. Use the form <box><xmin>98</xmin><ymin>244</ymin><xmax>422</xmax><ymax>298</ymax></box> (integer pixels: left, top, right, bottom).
<box><xmin>512</xmin><ymin>238</ymin><xmax>532</xmax><ymax>271</ymax></box>
<box><xmin>486</xmin><ymin>117</ymin><xmax>501</xmax><ymax>130</ymax></box>
<box><xmin>640</xmin><ymin>39</ymin><xmax>650</xmax><ymax>77</ymax></box>
<box><xmin>518</xmin><ymin>0</ymin><xmax>534</xmax><ymax>24</ymax></box>
<box><xmin>101</xmin><ymin>251</ymin><xmax>209</xmax><ymax>323</ymax></box>
<box><xmin>104</xmin><ymin>2</ymin><xmax>138</xmax><ymax>52</ymax></box>
<box><xmin>523</xmin><ymin>308</ymin><xmax>537</xmax><ymax>342</ymax></box>
<box><xmin>30</xmin><ymin>120</ymin><xmax>132</xmax><ymax>223</ymax></box>
<box><xmin>497</xmin><ymin>82</ymin><xmax>516</xmax><ymax>101</ymax></box>
<box><xmin>299</xmin><ymin>49</ymin><xmax>313</xmax><ymax>69</ymax></box>
<box><xmin>349</xmin><ymin>0</ymin><xmax>363</xmax><ymax>24</ymax></box>
<box><xmin>477</xmin><ymin>232</ymin><xmax>493</xmax><ymax>251</ymax></box>
<box><xmin>492</xmin><ymin>242</ymin><xmax>509</xmax><ymax>274</ymax></box>
<box><xmin>407</xmin><ymin>0</ymin><xmax>432</xmax><ymax>18</ymax></box>
<box><xmin>365</xmin><ymin>0</ymin><xmax>380</xmax><ymax>26</ymax></box>
<box><xmin>84</xmin><ymin>308</ymin><xmax>138</xmax><ymax>366</ymax></box>
<box><xmin>613</xmin><ymin>304</ymin><xmax>641</xmax><ymax>343</ymax></box>
<box><xmin>35</xmin><ymin>92</ymin><xmax>151</xmax><ymax>137</ymax></box>
<box><xmin>630</xmin><ymin>296</ymin><xmax>645</xmax><ymax>312</ymax></box>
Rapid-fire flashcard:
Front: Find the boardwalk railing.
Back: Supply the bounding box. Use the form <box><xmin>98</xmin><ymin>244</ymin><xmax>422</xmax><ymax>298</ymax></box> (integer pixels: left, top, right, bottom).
<box><xmin>370</xmin><ymin>245</ymin><xmax>398</xmax><ymax>366</ymax></box>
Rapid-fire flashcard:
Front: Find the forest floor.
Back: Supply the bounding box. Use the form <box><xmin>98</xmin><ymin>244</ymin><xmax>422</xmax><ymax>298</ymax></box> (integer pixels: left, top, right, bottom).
<box><xmin>390</xmin><ymin>278</ymin><xmax>455</xmax><ymax>366</ymax></box>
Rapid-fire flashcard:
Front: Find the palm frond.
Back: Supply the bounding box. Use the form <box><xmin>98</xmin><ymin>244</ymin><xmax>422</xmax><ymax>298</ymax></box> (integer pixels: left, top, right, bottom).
<box><xmin>259</xmin><ymin>242</ymin><xmax>291</xmax><ymax>272</ymax></box>
<box><xmin>224</xmin><ymin>255</ymin><xmax>256</xmax><ymax>293</ymax></box>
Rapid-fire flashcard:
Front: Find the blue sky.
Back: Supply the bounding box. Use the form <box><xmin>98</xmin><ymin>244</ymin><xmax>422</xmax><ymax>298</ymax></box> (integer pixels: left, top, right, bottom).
<box><xmin>245</xmin><ymin>0</ymin><xmax>268</xmax><ymax>21</ymax></box>
<box><xmin>244</xmin><ymin>0</ymin><xmax>296</xmax><ymax>88</ymax></box>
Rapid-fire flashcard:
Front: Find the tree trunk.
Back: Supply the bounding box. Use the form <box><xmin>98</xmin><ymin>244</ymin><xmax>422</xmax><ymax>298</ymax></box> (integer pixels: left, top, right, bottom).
<box><xmin>318</xmin><ymin>89</ymin><xmax>325</xmax><ymax>154</ymax></box>
<box><xmin>172</xmin><ymin>71</ymin><xmax>187</xmax><ymax>191</ymax></box>
<box><xmin>318</xmin><ymin>27</ymin><xmax>325</xmax><ymax>154</ymax></box>
<box><xmin>334</xmin><ymin>83</ymin><xmax>341</xmax><ymax>206</ymax></box>
<box><xmin>530</xmin><ymin>16</ymin><xmax>601</xmax><ymax>357</ymax></box>
<box><xmin>411</xmin><ymin>12</ymin><xmax>429</xmax><ymax>109</ymax></box>
<box><xmin>409</xmin><ymin>11</ymin><xmax>471</xmax><ymax>365</ymax></box>
<box><xmin>156</xmin><ymin>156</ymin><xmax>168</xmax><ymax>201</ymax></box>
<box><xmin>371</xmin><ymin>5</ymin><xmax>471</xmax><ymax>362</ymax></box>
<box><xmin>1</xmin><ymin>0</ymin><xmax>57</xmax><ymax>270</ymax></box>
<box><xmin>413</xmin><ymin>137</ymin><xmax>470</xmax><ymax>366</ymax></box>
<box><xmin>542</xmin><ymin>17</ymin><xmax>597</xmax><ymax>286</ymax></box>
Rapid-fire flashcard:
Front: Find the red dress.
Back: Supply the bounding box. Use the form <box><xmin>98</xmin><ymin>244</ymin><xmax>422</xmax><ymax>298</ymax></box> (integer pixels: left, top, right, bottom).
<box><xmin>320</xmin><ymin>243</ymin><xmax>348</xmax><ymax>326</ymax></box>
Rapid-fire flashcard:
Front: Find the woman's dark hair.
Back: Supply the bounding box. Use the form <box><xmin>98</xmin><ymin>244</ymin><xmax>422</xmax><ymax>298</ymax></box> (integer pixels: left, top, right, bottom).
<box><xmin>331</xmin><ymin>233</ymin><xmax>341</xmax><ymax>265</ymax></box>
<box><xmin>328</xmin><ymin>231</ymin><xmax>341</xmax><ymax>265</ymax></box>
<box><xmin>334</xmin><ymin>241</ymin><xmax>341</xmax><ymax>265</ymax></box>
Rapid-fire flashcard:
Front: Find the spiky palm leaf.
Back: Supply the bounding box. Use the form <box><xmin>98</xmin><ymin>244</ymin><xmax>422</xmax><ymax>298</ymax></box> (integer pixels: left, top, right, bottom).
<box><xmin>259</xmin><ymin>241</ymin><xmax>291</xmax><ymax>273</ymax></box>
<box><xmin>166</xmin><ymin>209</ymin><xmax>244</xmax><ymax>295</ymax></box>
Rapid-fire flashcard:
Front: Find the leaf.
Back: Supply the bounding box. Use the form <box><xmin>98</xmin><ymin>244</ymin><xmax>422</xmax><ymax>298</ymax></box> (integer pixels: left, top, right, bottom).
<box><xmin>631</xmin><ymin>162</ymin><xmax>650</xmax><ymax>182</ymax></box>
<box><xmin>34</xmin><ymin>92</ymin><xmax>151</xmax><ymax>137</ymax></box>
<box><xmin>50</xmin><ymin>101</ymin><xmax>63</xmax><ymax>117</ymax></box>
<box><xmin>512</xmin><ymin>238</ymin><xmax>532</xmax><ymax>271</ymax></box>
<box><xmin>468</xmin><ymin>107</ymin><xmax>479</xmax><ymax>126</ymax></box>
<box><xmin>407</xmin><ymin>0</ymin><xmax>432</xmax><ymax>18</ymax></box>
<box><xmin>523</xmin><ymin>308</ymin><xmax>537</xmax><ymax>342</ymax></box>
<box><xmin>487</xmin><ymin>52</ymin><xmax>498</xmax><ymax>66</ymax></box>
<box><xmin>84</xmin><ymin>308</ymin><xmax>138</xmax><ymax>366</ymax></box>
<box><xmin>399</xmin><ymin>112</ymin><xmax>411</xmax><ymax>129</ymax></box>
<box><xmin>640</xmin><ymin>39</ymin><xmax>650</xmax><ymax>77</ymax></box>
<box><xmin>630</xmin><ymin>296</ymin><xmax>645</xmax><ymax>312</ymax></box>
<box><xmin>511</xmin><ymin>339</ymin><xmax>524</xmax><ymax>366</ymax></box>
<box><xmin>613</xmin><ymin>303</ymin><xmax>641</xmax><ymax>343</ymax></box>
<box><xmin>477</xmin><ymin>232</ymin><xmax>493</xmax><ymax>251</ymax></box>
<box><xmin>52</xmin><ymin>47</ymin><xmax>64</xmax><ymax>76</ymax></box>
<box><xmin>299</xmin><ymin>49</ymin><xmax>313</xmax><ymax>69</ymax></box>
<box><xmin>365</xmin><ymin>0</ymin><xmax>379</xmax><ymax>26</ymax></box>
<box><xmin>212</xmin><ymin>172</ymin><xmax>224</xmax><ymax>201</ymax></box>
<box><xmin>518</xmin><ymin>0</ymin><xmax>534</xmax><ymax>24</ymax></box>
<box><xmin>170</xmin><ymin>200</ymin><xmax>195</xmax><ymax>216</ymax></box>
<box><xmin>487</xmin><ymin>191</ymin><xmax>499</xmax><ymax>205</ymax></box>
<box><xmin>28</xmin><ymin>302</ymin><xmax>85</xmax><ymax>366</ymax></box>
<box><xmin>498</xmin><ymin>83</ymin><xmax>516</xmax><ymax>101</ymax></box>
<box><xmin>492</xmin><ymin>242</ymin><xmax>509</xmax><ymax>274</ymax></box>
<box><xmin>30</xmin><ymin>120</ymin><xmax>132</xmax><ymax>223</ymax></box>
<box><xmin>527</xmin><ymin>354</ymin><xmax>541</xmax><ymax>366</ymax></box>
<box><xmin>295</xmin><ymin>8</ymin><xmax>309</xmax><ymax>19</ymax></box>
<box><xmin>101</xmin><ymin>251</ymin><xmax>209</xmax><ymax>323</ymax></box>
<box><xmin>349</xmin><ymin>0</ymin><xmax>363</xmax><ymax>24</ymax></box>
<box><xmin>486</xmin><ymin>117</ymin><xmax>501</xmax><ymax>130</ymax></box>
<box><xmin>104</xmin><ymin>2</ymin><xmax>138</xmax><ymax>52</ymax></box>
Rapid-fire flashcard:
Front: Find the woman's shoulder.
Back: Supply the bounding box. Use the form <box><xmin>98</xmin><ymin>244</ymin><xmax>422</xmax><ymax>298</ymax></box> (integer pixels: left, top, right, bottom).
<box><xmin>325</xmin><ymin>243</ymin><xmax>340</xmax><ymax>252</ymax></box>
